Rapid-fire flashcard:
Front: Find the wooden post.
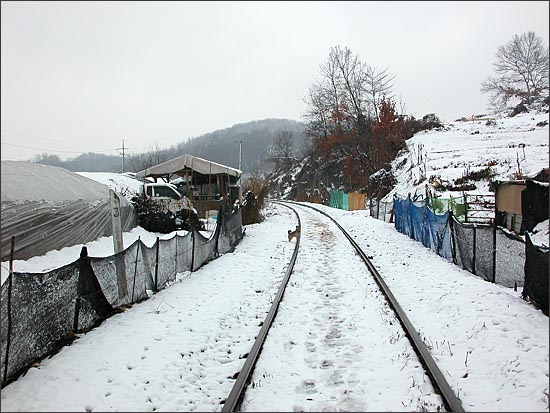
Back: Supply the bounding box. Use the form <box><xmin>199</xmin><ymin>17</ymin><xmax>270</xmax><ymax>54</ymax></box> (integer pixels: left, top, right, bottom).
<box><xmin>190</xmin><ymin>228</ymin><xmax>195</xmax><ymax>272</ymax></box>
<box><xmin>73</xmin><ymin>246</ymin><xmax>88</xmax><ymax>332</ymax></box>
<box><xmin>175</xmin><ymin>235</ymin><xmax>178</xmax><ymax>277</ymax></box>
<box><xmin>131</xmin><ymin>237</ymin><xmax>140</xmax><ymax>302</ymax></box>
<box><xmin>154</xmin><ymin>237</ymin><xmax>160</xmax><ymax>292</ymax></box>
<box><xmin>449</xmin><ymin>211</ymin><xmax>457</xmax><ymax>265</ymax></box>
<box><xmin>492</xmin><ymin>193</ymin><xmax>498</xmax><ymax>283</ymax></box>
<box><xmin>3</xmin><ymin>236</ymin><xmax>15</xmax><ymax>384</ymax></box>
<box><xmin>110</xmin><ymin>189</ymin><xmax>127</xmax><ymax>299</ymax></box>
<box><xmin>464</xmin><ymin>194</ymin><xmax>468</xmax><ymax>222</ymax></box>
<box><xmin>472</xmin><ymin>225</ymin><xmax>477</xmax><ymax>275</ymax></box>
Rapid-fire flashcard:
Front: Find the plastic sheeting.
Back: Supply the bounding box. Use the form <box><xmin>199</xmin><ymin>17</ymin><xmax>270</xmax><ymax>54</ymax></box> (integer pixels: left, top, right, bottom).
<box><xmin>1</xmin><ymin>207</ymin><xmax>244</xmax><ymax>385</ymax></box>
<box><xmin>393</xmin><ymin>195</ymin><xmax>452</xmax><ymax>260</ymax></box>
<box><xmin>1</xmin><ymin>161</ymin><xmax>137</xmax><ymax>261</ymax></box>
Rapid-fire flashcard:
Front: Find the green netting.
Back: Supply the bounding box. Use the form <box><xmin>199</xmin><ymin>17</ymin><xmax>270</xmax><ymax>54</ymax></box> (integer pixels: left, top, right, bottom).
<box><xmin>428</xmin><ymin>196</ymin><xmax>467</xmax><ymax>219</ymax></box>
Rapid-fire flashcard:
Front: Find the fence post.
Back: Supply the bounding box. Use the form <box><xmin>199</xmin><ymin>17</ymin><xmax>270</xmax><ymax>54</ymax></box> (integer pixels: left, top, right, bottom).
<box><xmin>472</xmin><ymin>225</ymin><xmax>477</xmax><ymax>275</ymax></box>
<box><xmin>3</xmin><ymin>236</ymin><xmax>15</xmax><ymax>384</ymax></box>
<box><xmin>175</xmin><ymin>235</ymin><xmax>178</xmax><ymax>276</ymax></box>
<box><xmin>408</xmin><ymin>194</ymin><xmax>415</xmax><ymax>239</ymax></box>
<box><xmin>449</xmin><ymin>212</ymin><xmax>457</xmax><ymax>265</ymax></box>
<box><xmin>110</xmin><ymin>189</ymin><xmax>127</xmax><ymax>300</ymax></box>
<box><xmin>464</xmin><ymin>194</ymin><xmax>468</xmax><ymax>223</ymax></box>
<box><xmin>214</xmin><ymin>208</ymin><xmax>222</xmax><ymax>257</ymax></box>
<box><xmin>190</xmin><ymin>228</ymin><xmax>195</xmax><ymax>272</ymax></box>
<box><xmin>73</xmin><ymin>246</ymin><xmax>88</xmax><ymax>332</ymax></box>
<box><xmin>131</xmin><ymin>238</ymin><xmax>140</xmax><ymax>303</ymax></box>
<box><xmin>154</xmin><ymin>237</ymin><xmax>160</xmax><ymax>292</ymax></box>
<box><xmin>369</xmin><ymin>198</ymin><xmax>373</xmax><ymax>217</ymax></box>
<box><xmin>492</xmin><ymin>200</ymin><xmax>497</xmax><ymax>283</ymax></box>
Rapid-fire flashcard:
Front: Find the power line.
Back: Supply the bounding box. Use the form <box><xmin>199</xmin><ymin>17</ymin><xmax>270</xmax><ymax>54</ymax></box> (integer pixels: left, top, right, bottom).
<box><xmin>1</xmin><ymin>141</ymin><xmax>117</xmax><ymax>154</ymax></box>
<box><xmin>0</xmin><ymin>128</ymin><xmax>69</xmax><ymax>143</ymax></box>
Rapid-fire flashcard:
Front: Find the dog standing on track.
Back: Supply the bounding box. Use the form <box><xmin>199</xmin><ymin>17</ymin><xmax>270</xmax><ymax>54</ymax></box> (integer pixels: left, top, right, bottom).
<box><xmin>288</xmin><ymin>224</ymin><xmax>301</xmax><ymax>242</ymax></box>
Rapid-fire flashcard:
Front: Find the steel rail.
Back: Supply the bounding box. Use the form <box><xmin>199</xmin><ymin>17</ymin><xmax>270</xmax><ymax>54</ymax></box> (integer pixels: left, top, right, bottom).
<box><xmin>282</xmin><ymin>200</ymin><xmax>464</xmax><ymax>413</ymax></box>
<box><xmin>221</xmin><ymin>201</ymin><xmax>301</xmax><ymax>412</ymax></box>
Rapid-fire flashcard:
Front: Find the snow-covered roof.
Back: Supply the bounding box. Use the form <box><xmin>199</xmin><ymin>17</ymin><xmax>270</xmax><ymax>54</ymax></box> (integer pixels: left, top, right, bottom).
<box><xmin>135</xmin><ymin>154</ymin><xmax>241</xmax><ymax>180</ymax></box>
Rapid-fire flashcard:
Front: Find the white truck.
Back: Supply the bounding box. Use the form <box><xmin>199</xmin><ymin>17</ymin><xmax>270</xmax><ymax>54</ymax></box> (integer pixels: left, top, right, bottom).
<box><xmin>135</xmin><ymin>181</ymin><xmax>198</xmax><ymax>231</ymax></box>
<box><xmin>140</xmin><ymin>181</ymin><xmax>193</xmax><ymax>214</ymax></box>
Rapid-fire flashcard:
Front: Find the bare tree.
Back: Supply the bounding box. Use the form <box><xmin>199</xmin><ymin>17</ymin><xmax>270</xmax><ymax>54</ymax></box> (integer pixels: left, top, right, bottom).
<box><xmin>127</xmin><ymin>143</ymin><xmax>168</xmax><ymax>173</ymax></box>
<box><xmin>481</xmin><ymin>31</ymin><xmax>549</xmax><ymax>108</ymax></box>
<box><xmin>364</xmin><ymin>64</ymin><xmax>396</xmax><ymax>121</ymax></box>
<box><xmin>303</xmin><ymin>45</ymin><xmax>396</xmax><ymax>144</ymax></box>
<box><xmin>303</xmin><ymin>79</ymin><xmax>333</xmax><ymax>140</ymax></box>
<box><xmin>268</xmin><ymin>130</ymin><xmax>294</xmax><ymax>168</ymax></box>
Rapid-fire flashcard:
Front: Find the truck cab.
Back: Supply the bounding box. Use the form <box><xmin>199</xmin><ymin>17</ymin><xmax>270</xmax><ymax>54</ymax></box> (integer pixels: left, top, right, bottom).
<box><xmin>140</xmin><ymin>182</ymin><xmax>193</xmax><ymax>215</ymax></box>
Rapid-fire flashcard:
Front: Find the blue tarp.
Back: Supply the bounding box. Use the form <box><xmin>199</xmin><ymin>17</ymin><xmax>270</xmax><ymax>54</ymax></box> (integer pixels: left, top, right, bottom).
<box><xmin>393</xmin><ymin>195</ymin><xmax>452</xmax><ymax>261</ymax></box>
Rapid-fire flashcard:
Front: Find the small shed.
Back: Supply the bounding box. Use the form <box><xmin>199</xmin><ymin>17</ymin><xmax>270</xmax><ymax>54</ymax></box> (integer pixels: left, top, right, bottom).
<box><xmin>495</xmin><ymin>180</ymin><xmax>526</xmax><ymax>233</ymax></box>
<box><xmin>136</xmin><ymin>154</ymin><xmax>242</xmax><ymax>218</ymax></box>
<box><xmin>495</xmin><ymin>173</ymin><xmax>549</xmax><ymax>234</ymax></box>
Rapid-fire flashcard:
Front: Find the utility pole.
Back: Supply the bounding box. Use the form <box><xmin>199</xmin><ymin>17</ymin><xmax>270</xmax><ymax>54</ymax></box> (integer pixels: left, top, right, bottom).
<box><xmin>238</xmin><ymin>140</ymin><xmax>242</xmax><ymax>171</ymax></box>
<box><xmin>238</xmin><ymin>140</ymin><xmax>242</xmax><ymax>185</ymax></box>
<box><xmin>116</xmin><ymin>139</ymin><xmax>128</xmax><ymax>173</ymax></box>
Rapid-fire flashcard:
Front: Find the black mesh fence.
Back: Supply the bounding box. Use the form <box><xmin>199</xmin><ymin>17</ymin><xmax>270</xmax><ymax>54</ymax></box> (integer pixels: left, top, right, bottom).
<box><xmin>156</xmin><ymin>238</ymin><xmax>177</xmax><ymax>291</ymax></box>
<box><xmin>1</xmin><ymin>207</ymin><xmax>243</xmax><ymax>386</ymax></box>
<box><xmin>450</xmin><ymin>216</ymin><xmax>526</xmax><ymax>287</ymax></box>
<box><xmin>452</xmin><ymin>219</ymin><xmax>476</xmax><ymax>275</ymax></box>
<box><xmin>495</xmin><ymin>229</ymin><xmax>526</xmax><ymax>288</ymax></box>
<box><xmin>369</xmin><ymin>199</ymin><xmax>394</xmax><ymax>223</ymax></box>
<box><xmin>175</xmin><ymin>232</ymin><xmax>194</xmax><ymax>275</ymax></box>
<box><xmin>522</xmin><ymin>233</ymin><xmax>549</xmax><ymax>316</ymax></box>
<box><xmin>218</xmin><ymin>206</ymin><xmax>244</xmax><ymax>255</ymax></box>
<box><xmin>0</xmin><ymin>261</ymin><xmax>81</xmax><ymax>386</ymax></box>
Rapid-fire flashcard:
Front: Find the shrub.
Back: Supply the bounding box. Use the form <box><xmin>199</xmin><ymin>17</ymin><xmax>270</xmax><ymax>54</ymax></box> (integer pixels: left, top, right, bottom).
<box><xmin>242</xmin><ymin>176</ymin><xmax>269</xmax><ymax>225</ymax></box>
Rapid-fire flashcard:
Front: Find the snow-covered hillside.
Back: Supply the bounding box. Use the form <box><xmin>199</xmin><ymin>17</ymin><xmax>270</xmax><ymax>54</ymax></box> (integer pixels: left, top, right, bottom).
<box><xmin>387</xmin><ymin>106</ymin><xmax>549</xmax><ymax>201</ymax></box>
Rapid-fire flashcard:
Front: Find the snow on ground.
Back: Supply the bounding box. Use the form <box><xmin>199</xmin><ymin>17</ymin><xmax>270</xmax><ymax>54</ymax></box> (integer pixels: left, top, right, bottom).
<box><xmin>389</xmin><ymin>108</ymin><xmax>549</xmax><ymax>201</ymax></box>
<box><xmin>0</xmin><ymin>205</ymin><xmax>295</xmax><ymax>412</ymax></box>
<box><xmin>1</xmin><ymin>202</ymin><xmax>548</xmax><ymax>412</ymax></box>
<box><xmin>241</xmin><ymin>205</ymin><xmax>444</xmax><ymax>412</ymax></box>
<box><xmin>303</xmin><ymin>202</ymin><xmax>548</xmax><ymax>412</ymax></box>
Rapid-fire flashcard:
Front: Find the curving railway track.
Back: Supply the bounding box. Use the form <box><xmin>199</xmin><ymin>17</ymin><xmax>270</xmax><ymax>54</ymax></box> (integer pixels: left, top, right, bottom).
<box><xmin>222</xmin><ymin>201</ymin><xmax>464</xmax><ymax>412</ymax></box>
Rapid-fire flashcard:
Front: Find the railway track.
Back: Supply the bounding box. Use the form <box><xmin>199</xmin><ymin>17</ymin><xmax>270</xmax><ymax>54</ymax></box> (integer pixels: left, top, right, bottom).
<box><xmin>222</xmin><ymin>201</ymin><xmax>464</xmax><ymax>412</ymax></box>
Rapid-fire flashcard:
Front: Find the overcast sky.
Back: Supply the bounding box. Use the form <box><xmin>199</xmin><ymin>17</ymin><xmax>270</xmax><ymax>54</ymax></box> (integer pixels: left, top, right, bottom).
<box><xmin>1</xmin><ymin>1</ymin><xmax>548</xmax><ymax>162</ymax></box>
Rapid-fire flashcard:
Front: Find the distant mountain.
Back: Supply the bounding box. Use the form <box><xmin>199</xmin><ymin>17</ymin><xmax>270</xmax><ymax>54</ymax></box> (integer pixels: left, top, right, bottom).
<box><xmin>32</xmin><ymin>118</ymin><xmax>307</xmax><ymax>174</ymax></box>
<box><xmin>166</xmin><ymin>118</ymin><xmax>307</xmax><ymax>174</ymax></box>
